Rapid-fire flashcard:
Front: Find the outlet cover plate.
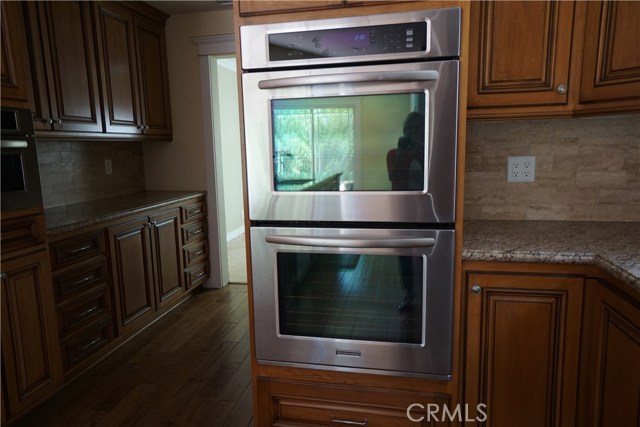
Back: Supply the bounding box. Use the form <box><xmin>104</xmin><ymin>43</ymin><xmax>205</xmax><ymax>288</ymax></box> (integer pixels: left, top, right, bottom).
<box><xmin>507</xmin><ymin>156</ymin><xmax>535</xmax><ymax>182</ymax></box>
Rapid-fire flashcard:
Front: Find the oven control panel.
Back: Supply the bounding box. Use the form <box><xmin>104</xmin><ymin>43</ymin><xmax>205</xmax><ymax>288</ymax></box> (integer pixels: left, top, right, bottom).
<box><xmin>268</xmin><ymin>22</ymin><xmax>427</xmax><ymax>61</ymax></box>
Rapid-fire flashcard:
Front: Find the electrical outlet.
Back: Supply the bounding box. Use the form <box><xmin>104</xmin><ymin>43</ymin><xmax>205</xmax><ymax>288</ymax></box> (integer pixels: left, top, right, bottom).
<box><xmin>507</xmin><ymin>156</ymin><xmax>535</xmax><ymax>182</ymax></box>
<box><xmin>104</xmin><ymin>159</ymin><xmax>113</xmax><ymax>175</ymax></box>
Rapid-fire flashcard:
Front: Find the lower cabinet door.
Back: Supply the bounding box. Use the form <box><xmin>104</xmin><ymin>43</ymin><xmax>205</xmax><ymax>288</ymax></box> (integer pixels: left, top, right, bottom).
<box><xmin>1</xmin><ymin>249</ymin><xmax>63</xmax><ymax>419</ymax></box>
<box><xmin>149</xmin><ymin>208</ymin><xmax>184</xmax><ymax>308</ymax></box>
<box><xmin>257</xmin><ymin>378</ymin><xmax>454</xmax><ymax>427</ymax></box>
<box><xmin>464</xmin><ymin>273</ymin><xmax>583</xmax><ymax>427</ymax></box>
<box><xmin>109</xmin><ymin>216</ymin><xmax>156</xmax><ymax>335</ymax></box>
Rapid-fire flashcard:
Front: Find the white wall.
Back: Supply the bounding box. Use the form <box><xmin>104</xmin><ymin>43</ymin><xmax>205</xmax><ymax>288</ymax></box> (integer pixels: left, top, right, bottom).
<box><xmin>143</xmin><ymin>9</ymin><xmax>235</xmax><ymax>190</ymax></box>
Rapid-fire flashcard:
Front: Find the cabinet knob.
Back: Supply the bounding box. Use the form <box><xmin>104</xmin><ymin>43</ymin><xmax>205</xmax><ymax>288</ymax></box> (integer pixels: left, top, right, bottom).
<box><xmin>471</xmin><ymin>285</ymin><xmax>482</xmax><ymax>294</ymax></box>
<box><xmin>137</xmin><ymin>125</ymin><xmax>144</xmax><ymax>130</ymax></box>
<box><xmin>144</xmin><ymin>125</ymin><xmax>149</xmax><ymax>130</ymax></box>
<box><xmin>556</xmin><ymin>84</ymin><xmax>567</xmax><ymax>94</ymax></box>
<box><xmin>46</xmin><ymin>118</ymin><xmax>54</xmax><ymax>124</ymax></box>
<box><xmin>0</xmin><ymin>272</ymin><xmax>7</xmax><ymax>280</ymax></box>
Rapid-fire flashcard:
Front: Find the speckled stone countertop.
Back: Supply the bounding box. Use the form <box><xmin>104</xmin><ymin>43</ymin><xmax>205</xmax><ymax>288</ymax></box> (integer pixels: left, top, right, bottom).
<box><xmin>463</xmin><ymin>220</ymin><xmax>640</xmax><ymax>292</ymax></box>
<box><xmin>44</xmin><ymin>191</ymin><xmax>206</xmax><ymax>236</ymax></box>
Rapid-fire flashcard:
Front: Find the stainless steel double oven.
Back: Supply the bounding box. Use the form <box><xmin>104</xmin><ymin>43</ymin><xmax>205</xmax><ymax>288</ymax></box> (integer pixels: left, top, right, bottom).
<box><xmin>240</xmin><ymin>8</ymin><xmax>460</xmax><ymax>379</ymax></box>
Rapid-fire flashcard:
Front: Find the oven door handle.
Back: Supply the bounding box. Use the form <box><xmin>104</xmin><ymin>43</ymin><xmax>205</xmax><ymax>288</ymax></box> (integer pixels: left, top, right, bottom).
<box><xmin>258</xmin><ymin>70</ymin><xmax>439</xmax><ymax>89</ymax></box>
<box><xmin>265</xmin><ymin>235</ymin><xmax>436</xmax><ymax>248</ymax></box>
<box><xmin>1</xmin><ymin>140</ymin><xmax>29</xmax><ymax>149</ymax></box>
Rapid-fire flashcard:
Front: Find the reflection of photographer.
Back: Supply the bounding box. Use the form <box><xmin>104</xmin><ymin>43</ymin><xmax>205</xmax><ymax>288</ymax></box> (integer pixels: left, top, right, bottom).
<box><xmin>387</xmin><ymin>112</ymin><xmax>425</xmax><ymax>191</ymax></box>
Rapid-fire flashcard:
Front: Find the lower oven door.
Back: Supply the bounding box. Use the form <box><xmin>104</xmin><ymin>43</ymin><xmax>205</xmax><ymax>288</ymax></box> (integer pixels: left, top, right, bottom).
<box><xmin>250</xmin><ymin>226</ymin><xmax>454</xmax><ymax>379</ymax></box>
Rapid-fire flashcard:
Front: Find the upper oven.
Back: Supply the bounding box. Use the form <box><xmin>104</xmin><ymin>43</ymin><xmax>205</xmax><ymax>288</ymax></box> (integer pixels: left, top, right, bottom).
<box><xmin>1</xmin><ymin>107</ymin><xmax>43</xmax><ymax>211</ymax></box>
<box><xmin>240</xmin><ymin>8</ymin><xmax>460</xmax><ymax>225</ymax></box>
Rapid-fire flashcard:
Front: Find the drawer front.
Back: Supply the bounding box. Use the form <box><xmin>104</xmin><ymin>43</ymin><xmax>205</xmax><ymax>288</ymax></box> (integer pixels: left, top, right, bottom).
<box><xmin>62</xmin><ymin>316</ymin><xmax>113</xmax><ymax>370</ymax></box>
<box><xmin>50</xmin><ymin>231</ymin><xmax>105</xmax><ymax>270</ymax></box>
<box><xmin>181</xmin><ymin>221</ymin><xmax>206</xmax><ymax>245</ymax></box>
<box><xmin>58</xmin><ymin>288</ymin><xmax>111</xmax><ymax>336</ymax></box>
<box><xmin>0</xmin><ymin>213</ymin><xmax>46</xmax><ymax>253</ymax></box>
<box><xmin>259</xmin><ymin>380</ymin><xmax>453</xmax><ymax>427</ymax></box>
<box><xmin>53</xmin><ymin>258</ymin><xmax>108</xmax><ymax>301</ymax></box>
<box><xmin>183</xmin><ymin>240</ymin><xmax>208</xmax><ymax>268</ymax></box>
<box><xmin>185</xmin><ymin>262</ymin><xmax>209</xmax><ymax>289</ymax></box>
<box><xmin>181</xmin><ymin>201</ymin><xmax>206</xmax><ymax>223</ymax></box>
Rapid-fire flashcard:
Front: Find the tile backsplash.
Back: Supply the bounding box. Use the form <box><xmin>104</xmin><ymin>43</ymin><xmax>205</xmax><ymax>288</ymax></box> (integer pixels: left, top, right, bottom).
<box><xmin>464</xmin><ymin>114</ymin><xmax>640</xmax><ymax>221</ymax></box>
<box><xmin>37</xmin><ymin>141</ymin><xmax>146</xmax><ymax>209</ymax></box>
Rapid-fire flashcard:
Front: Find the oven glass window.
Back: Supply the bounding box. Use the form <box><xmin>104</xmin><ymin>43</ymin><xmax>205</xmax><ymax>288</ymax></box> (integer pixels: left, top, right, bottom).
<box><xmin>1</xmin><ymin>154</ymin><xmax>26</xmax><ymax>193</ymax></box>
<box><xmin>276</xmin><ymin>252</ymin><xmax>423</xmax><ymax>344</ymax></box>
<box><xmin>272</xmin><ymin>93</ymin><xmax>425</xmax><ymax>192</ymax></box>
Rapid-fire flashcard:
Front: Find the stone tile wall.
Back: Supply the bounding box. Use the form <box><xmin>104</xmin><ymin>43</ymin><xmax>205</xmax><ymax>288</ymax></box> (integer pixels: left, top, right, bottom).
<box><xmin>464</xmin><ymin>114</ymin><xmax>640</xmax><ymax>221</ymax></box>
<box><xmin>37</xmin><ymin>141</ymin><xmax>146</xmax><ymax>209</ymax></box>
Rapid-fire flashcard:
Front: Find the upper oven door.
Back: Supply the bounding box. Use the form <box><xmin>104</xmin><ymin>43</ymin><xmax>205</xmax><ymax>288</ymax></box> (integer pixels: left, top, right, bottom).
<box><xmin>242</xmin><ymin>60</ymin><xmax>459</xmax><ymax>224</ymax></box>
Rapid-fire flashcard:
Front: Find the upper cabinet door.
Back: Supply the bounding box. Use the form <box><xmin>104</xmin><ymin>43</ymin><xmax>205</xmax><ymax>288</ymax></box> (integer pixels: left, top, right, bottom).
<box><xmin>134</xmin><ymin>15</ymin><xmax>172</xmax><ymax>138</ymax></box>
<box><xmin>468</xmin><ymin>1</ymin><xmax>575</xmax><ymax>114</ymax></box>
<box><xmin>26</xmin><ymin>1</ymin><xmax>103</xmax><ymax>134</ymax></box>
<box><xmin>577</xmin><ymin>1</ymin><xmax>640</xmax><ymax>109</ymax></box>
<box><xmin>94</xmin><ymin>2</ymin><xmax>142</xmax><ymax>135</ymax></box>
<box><xmin>1</xmin><ymin>2</ymin><xmax>32</xmax><ymax>109</ymax></box>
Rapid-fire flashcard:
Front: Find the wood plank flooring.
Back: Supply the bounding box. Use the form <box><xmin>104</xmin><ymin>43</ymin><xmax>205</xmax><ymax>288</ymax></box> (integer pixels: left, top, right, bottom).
<box><xmin>12</xmin><ymin>285</ymin><xmax>253</xmax><ymax>427</ymax></box>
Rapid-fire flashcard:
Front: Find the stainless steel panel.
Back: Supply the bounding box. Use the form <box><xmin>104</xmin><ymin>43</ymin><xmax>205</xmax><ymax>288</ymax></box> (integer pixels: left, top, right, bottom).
<box><xmin>250</xmin><ymin>226</ymin><xmax>454</xmax><ymax>378</ymax></box>
<box><xmin>240</xmin><ymin>8</ymin><xmax>460</xmax><ymax>70</ymax></box>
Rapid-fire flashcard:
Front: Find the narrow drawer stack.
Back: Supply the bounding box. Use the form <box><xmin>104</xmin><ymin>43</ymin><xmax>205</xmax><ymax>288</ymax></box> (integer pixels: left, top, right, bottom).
<box><xmin>180</xmin><ymin>200</ymin><xmax>209</xmax><ymax>289</ymax></box>
<box><xmin>49</xmin><ymin>230</ymin><xmax>114</xmax><ymax>376</ymax></box>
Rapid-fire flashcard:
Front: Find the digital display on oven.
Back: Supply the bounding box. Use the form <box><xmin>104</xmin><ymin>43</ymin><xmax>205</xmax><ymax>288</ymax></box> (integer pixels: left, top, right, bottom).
<box><xmin>268</xmin><ymin>21</ymin><xmax>427</xmax><ymax>61</ymax></box>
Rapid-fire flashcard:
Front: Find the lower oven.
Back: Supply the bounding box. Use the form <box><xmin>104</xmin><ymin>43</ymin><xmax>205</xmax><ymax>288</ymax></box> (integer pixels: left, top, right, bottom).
<box><xmin>250</xmin><ymin>226</ymin><xmax>454</xmax><ymax>379</ymax></box>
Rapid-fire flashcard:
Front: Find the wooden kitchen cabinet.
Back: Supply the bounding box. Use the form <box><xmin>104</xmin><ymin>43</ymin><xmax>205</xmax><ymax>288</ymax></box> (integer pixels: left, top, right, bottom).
<box><xmin>1</xmin><ymin>209</ymin><xmax>62</xmax><ymax>421</ymax></box>
<box><xmin>1</xmin><ymin>1</ymin><xmax>32</xmax><ymax>109</ymax></box>
<box><xmin>94</xmin><ymin>1</ymin><xmax>172</xmax><ymax>138</ymax></box>
<box><xmin>238</xmin><ymin>1</ymin><xmax>343</xmax><ymax>16</ymax></box>
<box><xmin>468</xmin><ymin>0</ymin><xmax>640</xmax><ymax>119</ymax></box>
<box><xmin>464</xmin><ymin>272</ymin><xmax>584</xmax><ymax>427</ymax></box>
<box><xmin>24</xmin><ymin>1</ymin><xmax>103</xmax><ymax>134</ymax></box>
<box><xmin>109</xmin><ymin>207</ymin><xmax>185</xmax><ymax>335</ymax></box>
<box><xmin>577</xmin><ymin>279</ymin><xmax>640</xmax><ymax>427</ymax></box>
<box><xmin>257</xmin><ymin>378</ymin><xmax>453</xmax><ymax>427</ymax></box>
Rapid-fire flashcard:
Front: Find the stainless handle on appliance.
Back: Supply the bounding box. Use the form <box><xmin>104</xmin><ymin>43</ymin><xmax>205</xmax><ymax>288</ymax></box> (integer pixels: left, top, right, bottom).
<box><xmin>265</xmin><ymin>235</ymin><xmax>436</xmax><ymax>248</ymax></box>
<box><xmin>331</xmin><ymin>415</ymin><xmax>368</xmax><ymax>426</ymax></box>
<box><xmin>258</xmin><ymin>70</ymin><xmax>440</xmax><ymax>89</ymax></box>
<box><xmin>471</xmin><ymin>285</ymin><xmax>482</xmax><ymax>294</ymax></box>
<box><xmin>1</xmin><ymin>140</ymin><xmax>29</xmax><ymax>148</ymax></box>
<box><xmin>556</xmin><ymin>84</ymin><xmax>567</xmax><ymax>94</ymax></box>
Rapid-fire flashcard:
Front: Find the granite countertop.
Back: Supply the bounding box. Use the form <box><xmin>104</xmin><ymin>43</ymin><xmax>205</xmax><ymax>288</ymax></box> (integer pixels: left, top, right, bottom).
<box><xmin>44</xmin><ymin>191</ymin><xmax>206</xmax><ymax>236</ymax></box>
<box><xmin>463</xmin><ymin>220</ymin><xmax>640</xmax><ymax>292</ymax></box>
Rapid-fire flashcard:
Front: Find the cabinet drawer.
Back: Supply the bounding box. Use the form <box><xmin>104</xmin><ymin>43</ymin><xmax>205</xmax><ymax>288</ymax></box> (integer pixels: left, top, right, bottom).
<box><xmin>50</xmin><ymin>231</ymin><xmax>105</xmax><ymax>269</ymax></box>
<box><xmin>259</xmin><ymin>379</ymin><xmax>452</xmax><ymax>427</ymax></box>
<box><xmin>185</xmin><ymin>262</ymin><xmax>209</xmax><ymax>289</ymax></box>
<box><xmin>0</xmin><ymin>212</ymin><xmax>46</xmax><ymax>253</ymax></box>
<box><xmin>181</xmin><ymin>221</ymin><xmax>206</xmax><ymax>245</ymax></box>
<box><xmin>57</xmin><ymin>287</ymin><xmax>111</xmax><ymax>336</ymax></box>
<box><xmin>183</xmin><ymin>240</ymin><xmax>208</xmax><ymax>268</ymax></box>
<box><xmin>61</xmin><ymin>316</ymin><xmax>113</xmax><ymax>370</ymax></box>
<box><xmin>181</xmin><ymin>201</ymin><xmax>206</xmax><ymax>223</ymax></box>
<box><xmin>53</xmin><ymin>258</ymin><xmax>108</xmax><ymax>301</ymax></box>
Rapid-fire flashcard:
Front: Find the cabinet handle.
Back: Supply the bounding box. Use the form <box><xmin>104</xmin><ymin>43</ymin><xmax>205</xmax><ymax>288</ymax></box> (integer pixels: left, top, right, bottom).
<box><xmin>192</xmin><ymin>249</ymin><xmax>205</xmax><ymax>257</ymax></box>
<box><xmin>136</xmin><ymin>125</ymin><xmax>144</xmax><ymax>130</ymax></box>
<box><xmin>79</xmin><ymin>337</ymin><xmax>102</xmax><ymax>351</ymax></box>
<box><xmin>0</xmin><ymin>272</ymin><xmax>7</xmax><ymax>280</ymax></box>
<box><xmin>144</xmin><ymin>125</ymin><xmax>149</xmax><ymax>130</ymax></box>
<box><xmin>75</xmin><ymin>305</ymin><xmax>99</xmax><ymax>318</ymax></box>
<box><xmin>69</xmin><ymin>243</ymin><xmax>94</xmax><ymax>254</ymax></box>
<box><xmin>72</xmin><ymin>273</ymin><xmax>97</xmax><ymax>286</ymax></box>
<box><xmin>194</xmin><ymin>271</ymin><xmax>206</xmax><ymax>279</ymax></box>
<box><xmin>471</xmin><ymin>285</ymin><xmax>482</xmax><ymax>294</ymax></box>
<box><xmin>331</xmin><ymin>415</ymin><xmax>368</xmax><ymax>426</ymax></box>
<box><xmin>556</xmin><ymin>84</ymin><xmax>567</xmax><ymax>94</ymax></box>
<box><xmin>55</xmin><ymin>119</ymin><xmax>62</xmax><ymax>124</ymax></box>
<box><xmin>192</xmin><ymin>229</ymin><xmax>203</xmax><ymax>235</ymax></box>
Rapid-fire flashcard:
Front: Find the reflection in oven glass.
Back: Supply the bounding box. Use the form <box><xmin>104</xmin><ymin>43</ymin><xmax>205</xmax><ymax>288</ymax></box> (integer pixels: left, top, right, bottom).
<box><xmin>277</xmin><ymin>253</ymin><xmax>423</xmax><ymax>344</ymax></box>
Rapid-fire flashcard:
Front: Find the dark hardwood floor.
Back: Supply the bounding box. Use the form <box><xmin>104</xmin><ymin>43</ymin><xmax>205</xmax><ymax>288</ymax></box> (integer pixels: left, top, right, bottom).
<box><xmin>12</xmin><ymin>285</ymin><xmax>253</xmax><ymax>427</ymax></box>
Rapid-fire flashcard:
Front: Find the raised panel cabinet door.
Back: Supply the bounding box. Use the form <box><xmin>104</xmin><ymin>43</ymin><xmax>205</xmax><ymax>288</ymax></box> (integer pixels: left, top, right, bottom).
<box><xmin>1</xmin><ymin>249</ymin><xmax>63</xmax><ymax>419</ymax></box>
<box><xmin>149</xmin><ymin>208</ymin><xmax>184</xmax><ymax>307</ymax></box>
<box><xmin>27</xmin><ymin>1</ymin><xmax>103</xmax><ymax>133</ymax></box>
<box><xmin>465</xmin><ymin>273</ymin><xmax>583</xmax><ymax>427</ymax></box>
<box><xmin>134</xmin><ymin>15</ymin><xmax>172</xmax><ymax>137</ymax></box>
<box><xmin>578</xmin><ymin>1</ymin><xmax>640</xmax><ymax>108</ymax></box>
<box><xmin>109</xmin><ymin>217</ymin><xmax>156</xmax><ymax>335</ymax></box>
<box><xmin>1</xmin><ymin>1</ymin><xmax>32</xmax><ymax>108</ymax></box>
<box><xmin>468</xmin><ymin>1</ymin><xmax>574</xmax><ymax>111</ymax></box>
<box><xmin>578</xmin><ymin>280</ymin><xmax>640</xmax><ymax>427</ymax></box>
<box><xmin>94</xmin><ymin>1</ymin><xmax>143</xmax><ymax>134</ymax></box>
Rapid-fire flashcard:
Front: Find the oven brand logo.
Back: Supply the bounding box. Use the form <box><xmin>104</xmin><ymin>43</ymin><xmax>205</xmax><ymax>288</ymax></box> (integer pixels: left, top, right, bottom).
<box><xmin>406</xmin><ymin>403</ymin><xmax>488</xmax><ymax>423</ymax></box>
